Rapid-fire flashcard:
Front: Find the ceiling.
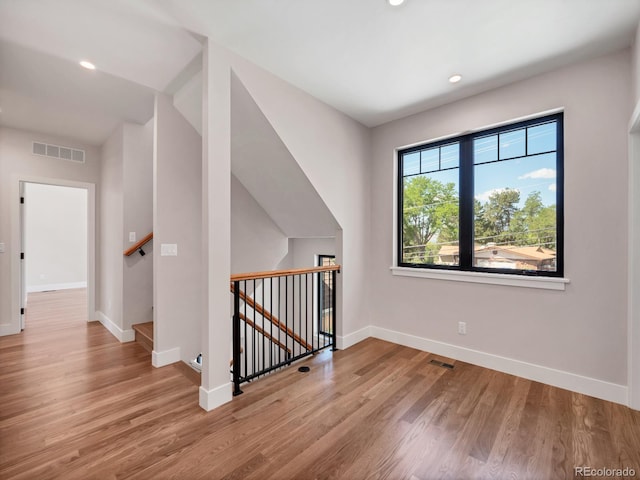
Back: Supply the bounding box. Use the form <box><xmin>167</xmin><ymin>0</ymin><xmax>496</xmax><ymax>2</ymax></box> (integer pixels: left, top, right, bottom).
<box><xmin>1</xmin><ymin>0</ymin><xmax>640</xmax><ymax>145</ymax></box>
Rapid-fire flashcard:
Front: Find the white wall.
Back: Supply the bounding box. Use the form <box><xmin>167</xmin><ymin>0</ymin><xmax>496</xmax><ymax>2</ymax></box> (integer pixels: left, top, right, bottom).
<box><xmin>25</xmin><ymin>183</ymin><xmax>87</xmax><ymax>291</ymax></box>
<box><xmin>231</xmin><ymin>74</ymin><xmax>340</xmax><ymax>239</ymax></box>
<box><xmin>231</xmin><ymin>174</ymin><xmax>288</xmax><ymax>274</ymax></box>
<box><xmin>122</xmin><ymin>121</ymin><xmax>154</xmax><ymax>329</ymax></box>
<box><xmin>369</xmin><ymin>49</ymin><xmax>632</xmax><ymax>403</ymax></box>
<box><xmin>154</xmin><ymin>93</ymin><xmax>202</xmax><ymax>366</ymax></box>
<box><xmin>97</xmin><ymin>125</ymin><xmax>124</xmax><ymax>333</ymax></box>
<box><xmin>633</xmin><ymin>22</ymin><xmax>640</xmax><ymax>104</ymax></box>
<box><xmin>97</xmin><ymin>121</ymin><xmax>153</xmax><ymax>340</ymax></box>
<box><xmin>290</xmin><ymin>238</ymin><xmax>335</xmax><ymax>269</ymax></box>
<box><xmin>0</xmin><ymin>127</ymin><xmax>100</xmax><ymax>335</ymax></box>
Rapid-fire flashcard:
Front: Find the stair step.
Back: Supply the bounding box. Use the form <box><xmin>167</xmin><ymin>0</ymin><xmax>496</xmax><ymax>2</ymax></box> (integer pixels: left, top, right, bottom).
<box><xmin>132</xmin><ymin>322</ymin><xmax>153</xmax><ymax>353</ymax></box>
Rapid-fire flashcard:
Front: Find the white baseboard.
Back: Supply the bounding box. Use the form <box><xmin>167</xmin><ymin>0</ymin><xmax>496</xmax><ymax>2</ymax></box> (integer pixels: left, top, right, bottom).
<box><xmin>27</xmin><ymin>281</ymin><xmax>87</xmax><ymax>293</ymax></box>
<box><xmin>199</xmin><ymin>383</ymin><xmax>232</xmax><ymax>411</ymax></box>
<box><xmin>0</xmin><ymin>323</ymin><xmax>20</xmax><ymax>336</ymax></box>
<box><xmin>152</xmin><ymin>347</ymin><xmax>181</xmax><ymax>367</ymax></box>
<box><xmin>96</xmin><ymin>311</ymin><xmax>135</xmax><ymax>343</ymax></box>
<box><xmin>337</xmin><ymin>325</ymin><xmax>371</xmax><ymax>350</ymax></box>
<box><xmin>370</xmin><ymin>326</ymin><xmax>628</xmax><ymax>406</ymax></box>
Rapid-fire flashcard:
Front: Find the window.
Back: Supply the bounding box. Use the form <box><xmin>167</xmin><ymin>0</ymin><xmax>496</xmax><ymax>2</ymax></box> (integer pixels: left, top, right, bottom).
<box><xmin>398</xmin><ymin>113</ymin><xmax>563</xmax><ymax>277</ymax></box>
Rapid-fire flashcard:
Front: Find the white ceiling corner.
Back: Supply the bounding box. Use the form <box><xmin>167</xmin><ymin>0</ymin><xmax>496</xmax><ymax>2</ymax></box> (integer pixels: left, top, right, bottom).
<box><xmin>1</xmin><ymin>0</ymin><xmax>639</xmax><ymax>144</ymax></box>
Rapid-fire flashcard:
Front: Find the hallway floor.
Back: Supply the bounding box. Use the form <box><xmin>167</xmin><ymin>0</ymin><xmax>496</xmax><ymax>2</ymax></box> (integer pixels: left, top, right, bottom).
<box><xmin>1</xmin><ymin>289</ymin><xmax>640</xmax><ymax>479</ymax></box>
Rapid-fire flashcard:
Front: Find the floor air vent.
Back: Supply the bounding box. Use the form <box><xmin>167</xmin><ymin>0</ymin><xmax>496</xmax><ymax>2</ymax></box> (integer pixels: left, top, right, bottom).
<box><xmin>430</xmin><ymin>359</ymin><xmax>454</xmax><ymax>369</ymax></box>
<box><xmin>33</xmin><ymin>142</ymin><xmax>85</xmax><ymax>163</ymax></box>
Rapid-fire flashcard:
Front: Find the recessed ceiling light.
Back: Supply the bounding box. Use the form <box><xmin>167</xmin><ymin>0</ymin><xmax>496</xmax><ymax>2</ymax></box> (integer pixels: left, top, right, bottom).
<box><xmin>388</xmin><ymin>0</ymin><xmax>405</xmax><ymax>6</ymax></box>
<box><xmin>79</xmin><ymin>60</ymin><xmax>96</xmax><ymax>70</ymax></box>
<box><xmin>449</xmin><ymin>74</ymin><xmax>462</xmax><ymax>84</ymax></box>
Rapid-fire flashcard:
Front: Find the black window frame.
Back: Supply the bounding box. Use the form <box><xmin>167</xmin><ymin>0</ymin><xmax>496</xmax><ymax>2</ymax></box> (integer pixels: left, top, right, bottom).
<box><xmin>397</xmin><ymin>112</ymin><xmax>564</xmax><ymax>277</ymax></box>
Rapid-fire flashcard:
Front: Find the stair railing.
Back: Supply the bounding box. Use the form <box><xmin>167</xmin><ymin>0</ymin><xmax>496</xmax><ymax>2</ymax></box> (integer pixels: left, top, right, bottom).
<box><xmin>123</xmin><ymin>232</ymin><xmax>153</xmax><ymax>257</ymax></box>
<box><xmin>231</xmin><ymin>265</ymin><xmax>340</xmax><ymax>396</ymax></box>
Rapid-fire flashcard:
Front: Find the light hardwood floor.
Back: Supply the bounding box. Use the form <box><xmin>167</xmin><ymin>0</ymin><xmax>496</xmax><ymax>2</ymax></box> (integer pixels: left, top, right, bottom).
<box><xmin>1</xmin><ymin>289</ymin><xmax>639</xmax><ymax>479</ymax></box>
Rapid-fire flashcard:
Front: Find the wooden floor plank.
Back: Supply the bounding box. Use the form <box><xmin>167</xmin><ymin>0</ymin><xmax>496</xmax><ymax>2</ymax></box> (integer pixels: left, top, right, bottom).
<box><xmin>1</xmin><ymin>289</ymin><xmax>640</xmax><ymax>479</ymax></box>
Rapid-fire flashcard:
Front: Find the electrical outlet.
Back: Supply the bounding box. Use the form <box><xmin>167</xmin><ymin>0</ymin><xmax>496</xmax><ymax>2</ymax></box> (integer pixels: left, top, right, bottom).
<box><xmin>458</xmin><ymin>321</ymin><xmax>467</xmax><ymax>335</ymax></box>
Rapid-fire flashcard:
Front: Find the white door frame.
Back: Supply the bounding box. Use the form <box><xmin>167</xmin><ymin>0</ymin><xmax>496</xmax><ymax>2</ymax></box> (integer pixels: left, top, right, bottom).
<box><xmin>628</xmin><ymin>103</ymin><xmax>640</xmax><ymax>410</ymax></box>
<box><xmin>11</xmin><ymin>175</ymin><xmax>96</xmax><ymax>330</ymax></box>
<box><xmin>19</xmin><ymin>181</ymin><xmax>26</xmax><ymax>330</ymax></box>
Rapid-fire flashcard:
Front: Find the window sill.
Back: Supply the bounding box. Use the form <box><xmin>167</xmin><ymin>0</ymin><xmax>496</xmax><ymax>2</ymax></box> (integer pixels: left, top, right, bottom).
<box><xmin>390</xmin><ymin>266</ymin><xmax>570</xmax><ymax>291</ymax></box>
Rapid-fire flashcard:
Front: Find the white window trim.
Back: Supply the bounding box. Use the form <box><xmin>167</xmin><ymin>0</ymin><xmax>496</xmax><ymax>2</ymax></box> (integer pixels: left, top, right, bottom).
<box><xmin>390</xmin><ymin>266</ymin><xmax>569</xmax><ymax>290</ymax></box>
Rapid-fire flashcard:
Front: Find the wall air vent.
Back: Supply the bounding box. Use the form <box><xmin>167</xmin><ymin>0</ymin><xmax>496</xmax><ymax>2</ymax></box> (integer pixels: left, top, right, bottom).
<box><xmin>32</xmin><ymin>142</ymin><xmax>85</xmax><ymax>164</ymax></box>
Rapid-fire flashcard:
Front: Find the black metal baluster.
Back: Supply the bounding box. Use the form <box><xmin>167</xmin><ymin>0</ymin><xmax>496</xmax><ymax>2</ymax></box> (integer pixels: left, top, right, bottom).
<box><xmin>305</xmin><ymin>273</ymin><xmax>309</xmax><ymax>353</ymax></box>
<box><xmin>313</xmin><ymin>272</ymin><xmax>317</xmax><ymax>350</ymax></box>
<box><xmin>233</xmin><ymin>280</ymin><xmax>242</xmax><ymax>396</ymax></box>
<box><xmin>243</xmin><ymin>280</ymin><xmax>247</xmax><ymax>381</ymax></box>
<box><xmin>253</xmin><ymin>279</ymin><xmax>256</xmax><ymax>377</ymax></box>
<box><xmin>285</xmin><ymin>275</ymin><xmax>290</xmax><ymax>364</ymax></box>
<box><xmin>260</xmin><ymin>279</ymin><xmax>267</xmax><ymax>376</ymax></box>
<box><xmin>278</xmin><ymin>276</ymin><xmax>282</xmax><ymax>365</ymax></box>
<box><xmin>298</xmin><ymin>274</ymin><xmax>301</xmax><ymax>355</ymax></box>
<box><xmin>269</xmin><ymin>276</ymin><xmax>273</xmax><ymax>370</ymax></box>
<box><xmin>331</xmin><ymin>269</ymin><xmax>337</xmax><ymax>351</ymax></box>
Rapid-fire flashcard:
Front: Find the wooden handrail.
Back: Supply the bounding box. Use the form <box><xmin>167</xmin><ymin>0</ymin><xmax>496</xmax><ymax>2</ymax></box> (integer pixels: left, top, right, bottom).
<box><xmin>230</xmin><ymin>264</ymin><xmax>340</xmax><ymax>282</ymax></box>
<box><xmin>124</xmin><ymin>232</ymin><xmax>153</xmax><ymax>257</ymax></box>
<box><xmin>230</xmin><ymin>284</ymin><xmax>314</xmax><ymax>351</ymax></box>
<box><xmin>238</xmin><ymin>313</ymin><xmax>292</xmax><ymax>354</ymax></box>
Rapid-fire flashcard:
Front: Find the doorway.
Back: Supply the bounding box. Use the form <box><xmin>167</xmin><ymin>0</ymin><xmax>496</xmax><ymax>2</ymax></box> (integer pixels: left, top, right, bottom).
<box><xmin>16</xmin><ymin>179</ymin><xmax>95</xmax><ymax>330</ymax></box>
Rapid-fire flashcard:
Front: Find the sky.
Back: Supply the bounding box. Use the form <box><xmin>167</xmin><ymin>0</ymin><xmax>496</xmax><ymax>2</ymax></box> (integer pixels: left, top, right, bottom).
<box><xmin>403</xmin><ymin>120</ymin><xmax>558</xmax><ymax>208</ymax></box>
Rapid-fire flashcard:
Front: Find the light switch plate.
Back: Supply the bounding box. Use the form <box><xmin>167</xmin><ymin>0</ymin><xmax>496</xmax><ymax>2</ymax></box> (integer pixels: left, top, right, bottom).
<box><xmin>129</xmin><ymin>232</ymin><xmax>136</xmax><ymax>242</ymax></box>
<box><xmin>161</xmin><ymin>244</ymin><xmax>178</xmax><ymax>256</ymax></box>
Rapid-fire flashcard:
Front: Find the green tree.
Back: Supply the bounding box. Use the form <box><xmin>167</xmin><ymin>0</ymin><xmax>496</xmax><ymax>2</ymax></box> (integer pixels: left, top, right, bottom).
<box><xmin>477</xmin><ymin>188</ymin><xmax>520</xmax><ymax>244</ymax></box>
<box><xmin>474</xmin><ymin>199</ymin><xmax>492</xmax><ymax>244</ymax></box>
<box><xmin>403</xmin><ymin>176</ymin><xmax>458</xmax><ymax>262</ymax></box>
<box><xmin>510</xmin><ymin>191</ymin><xmax>556</xmax><ymax>249</ymax></box>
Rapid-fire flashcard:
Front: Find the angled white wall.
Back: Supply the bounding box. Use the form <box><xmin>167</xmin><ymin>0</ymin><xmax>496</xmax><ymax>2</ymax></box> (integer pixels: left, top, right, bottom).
<box><xmin>230</xmin><ymin>74</ymin><xmax>339</xmax><ymax>239</ymax></box>
<box><xmin>174</xmin><ymin>70</ymin><xmax>203</xmax><ymax>136</ymax></box>
<box><xmin>370</xmin><ymin>49</ymin><xmax>632</xmax><ymax>404</ymax></box>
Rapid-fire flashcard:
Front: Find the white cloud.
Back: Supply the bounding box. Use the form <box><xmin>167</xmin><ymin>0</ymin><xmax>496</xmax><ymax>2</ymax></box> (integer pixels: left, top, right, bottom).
<box><xmin>518</xmin><ymin>168</ymin><xmax>556</xmax><ymax>180</ymax></box>
<box><xmin>548</xmin><ymin>183</ymin><xmax>556</xmax><ymax>192</ymax></box>
<box><xmin>475</xmin><ymin>187</ymin><xmax>519</xmax><ymax>203</ymax></box>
